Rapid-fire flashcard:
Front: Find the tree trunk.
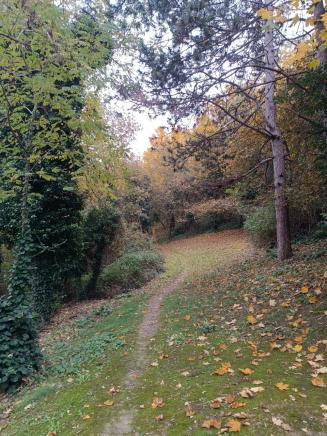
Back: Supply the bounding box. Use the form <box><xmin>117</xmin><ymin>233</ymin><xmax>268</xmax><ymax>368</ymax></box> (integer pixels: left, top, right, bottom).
<box><xmin>263</xmin><ymin>0</ymin><xmax>292</xmax><ymax>260</ymax></box>
<box><xmin>314</xmin><ymin>1</ymin><xmax>327</xmax><ymax>149</ymax></box>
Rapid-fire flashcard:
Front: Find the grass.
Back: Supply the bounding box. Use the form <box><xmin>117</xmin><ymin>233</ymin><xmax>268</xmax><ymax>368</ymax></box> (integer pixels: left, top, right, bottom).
<box><xmin>1</xmin><ymin>230</ymin><xmax>326</xmax><ymax>435</ymax></box>
<box><xmin>130</xmin><ymin>237</ymin><xmax>327</xmax><ymax>435</ymax></box>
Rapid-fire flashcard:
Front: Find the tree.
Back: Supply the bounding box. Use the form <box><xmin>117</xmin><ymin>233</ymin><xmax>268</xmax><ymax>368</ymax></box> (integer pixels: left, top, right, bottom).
<box><xmin>120</xmin><ymin>0</ymin><xmax>325</xmax><ymax>260</ymax></box>
<box><xmin>0</xmin><ymin>0</ymin><xmax>115</xmax><ymax>389</ymax></box>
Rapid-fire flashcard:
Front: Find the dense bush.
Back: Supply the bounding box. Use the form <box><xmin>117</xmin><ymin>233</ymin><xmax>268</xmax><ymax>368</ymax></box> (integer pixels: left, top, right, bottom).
<box><xmin>82</xmin><ymin>206</ymin><xmax>120</xmax><ymax>298</ymax></box>
<box><xmin>244</xmin><ymin>205</ymin><xmax>276</xmax><ymax>247</ymax></box>
<box><xmin>99</xmin><ymin>249</ymin><xmax>164</xmax><ymax>293</ymax></box>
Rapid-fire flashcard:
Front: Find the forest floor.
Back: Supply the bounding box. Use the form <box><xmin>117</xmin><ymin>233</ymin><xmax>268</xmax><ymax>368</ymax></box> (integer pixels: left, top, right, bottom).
<box><xmin>0</xmin><ymin>229</ymin><xmax>326</xmax><ymax>435</ymax></box>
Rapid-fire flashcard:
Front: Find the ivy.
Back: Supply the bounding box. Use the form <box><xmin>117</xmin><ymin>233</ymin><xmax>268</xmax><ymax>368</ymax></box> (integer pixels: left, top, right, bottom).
<box><xmin>0</xmin><ymin>231</ymin><xmax>41</xmax><ymax>392</ymax></box>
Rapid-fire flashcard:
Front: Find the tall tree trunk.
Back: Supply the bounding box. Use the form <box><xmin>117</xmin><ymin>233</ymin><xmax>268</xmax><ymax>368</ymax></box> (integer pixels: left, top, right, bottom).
<box><xmin>263</xmin><ymin>0</ymin><xmax>292</xmax><ymax>260</ymax></box>
<box><xmin>314</xmin><ymin>1</ymin><xmax>327</xmax><ymax>148</ymax></box>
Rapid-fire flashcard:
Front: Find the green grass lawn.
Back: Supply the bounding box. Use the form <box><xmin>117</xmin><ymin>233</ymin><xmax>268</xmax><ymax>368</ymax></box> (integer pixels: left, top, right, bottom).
<box><xmin>1</xmin><ymin>231</ymin><xmax>326</xmax><ymax>435</ymax></box>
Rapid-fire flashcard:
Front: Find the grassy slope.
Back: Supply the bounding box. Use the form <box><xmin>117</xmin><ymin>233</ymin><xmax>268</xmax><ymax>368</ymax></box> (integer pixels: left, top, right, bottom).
<box><xmin>131</xmin><ymin>237</ymin><xmax>327</xmax><ymax>435</ymax></box>
<box><xmin>1</xmin><ymin>230</ymin><xmax>326</xmax><ymax>435</ymax></box>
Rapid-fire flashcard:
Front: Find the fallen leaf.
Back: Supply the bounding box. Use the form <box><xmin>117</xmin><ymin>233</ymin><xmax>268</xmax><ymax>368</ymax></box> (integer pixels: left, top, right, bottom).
<box><xmin>227</xmin><ymin>419</ymin><xmax>241</xmax><ymax>432</ymax></box>
<box><xmin>103</xmin><ymin>400</ymin><xmax>114</xmax><ymax>406</ymax></box>
<box><xmin>209</xmin><ymin>399</ymin><xmax>221</xmax><ymax>409</ymax></box>
<box><xmin>247</xmin><ymin>314</ymin><xmax>257</xmax><ymax>325</ymax></box>
<box><xmin>151</xmin><ymin>397</ymin><xmax>165</xmax><ymax>408</ymax></box>
<box><xmin>184</xmin><ymin>314</ymin><xmax>191</xmax><ymax>321</ymax></box>
<box><xmin>47</xmin><ymin>433</ymin><xmax>57</xmax><ymax>436</ymax></box>
<box><xmin>185</xmin><ymin>404</ymin><xmax>195</xmax><ymax>417</ymax></box>
<box><xmin>309</xmin><ymin>296</ymin><xmax>317</xmax><ymax>304</ymax></box>
<box><xmin>250</xmin><ymin>386</ymin><xmax>264</xmax><ymax>393</ymax></box>
<box><xmin>213</xmin><ymin>361</ymin><xmax>231</xmax><ymax>376</ymax></box>
<box><xmin>201</xmin><ymin>419</ymin><xmax>221</xmax><ymax>429</ymax></box>
<box><xmin>159</xmin><ymin>352</ymin><xmax>168</xmax><ymax>359</ymax></box>
<box><xmin>308</xmin><ymin>345</ymin><xmax>318</xmax><ymax>353</ymax></box>
<box><xmin>272</xmin><ymin>416</ymin><xmax>292</xmax><ymax>431</ymax></box>
<box><xmin>155</xmin><ymin>414</ymin><xmax>164</xmax><ymax>421</ymax></box>
<box><xmin>230</xmin><ymin>401</ymin><xmax>246</xmax><ymax>409</ymax></box>
<box><xmin>275</xmin><ymin>383</ymin><xmax>289</xmax><ymax>391</ymax></box>
<box><xmin>83</xmin><ymin>415</ymin><xmax>92</xmax><ymax>420</ymax></box>
<box><xmin>239</xmin><ymin>368</ymin><xmax>253</xmax><ymax>375</ymax></box>
<box><xmin>301</xmin><ymin>286</ymin><xmax>309</xmax><ymax>294</ymax></box>
<box><xmin>311</xmin><ymin>377</ymin><xmax>326</xmax><ymax>387</ymax></box>
<box><xmin>293</xmin><ymin>345</ymin><xmax>302</xmax><ymax>353</ymax></box>
<box><xmin>252</xmin><ymin>380</ymin><xmax>263</xmax><ymax>385</ymax></box>
<box><xmin>233</xmin><ymin>412</ymin><xmax>250</xmax><ymax>419</ymax></box>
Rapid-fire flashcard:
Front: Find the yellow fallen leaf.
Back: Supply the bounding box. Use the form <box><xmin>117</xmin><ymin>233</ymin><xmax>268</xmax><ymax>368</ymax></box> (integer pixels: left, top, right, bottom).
<box><xmin>83</xmin><ymin>415</ymin><xmax>92</xmax><ymax>420</ymax></box>
<box><xmin>275</xmin><ymin>383</ymin><xmax>289</xmax><ymax>391</ymax></box>
<box><xmin>213</xmin><ymin>361</ymin><xmax>231</xmax><ymax>376</ymax></box>
<box><xmin>311</xmin><ymin>377</ymin><xmax>326</xmax><ymax>387</ymax></box>
<box><xmin>247</xmin><ymin>314</ymin><xmax>257</xmax><ymax>325</ymax></box>
<box><xmin>103</xmin><ymin>400</ymin><xmax>114</xmax><ymax>406</ymax></box>
<box><xmin>301</xmin><ymin>286</ymin><xmax>309</xmax><ymax>294</ymax></box>
<box><xmin>151</xmin><ymin>397</ymin><xmax>165</xmax><ymax>408</ymax></box>
<box><xmin>308</xmin><ymin>345</ymin><xmax>318</xmax><ymax>353</ymax></box>
<box><xmin>309</xmin><ymin>296</ymin><xmax>317</xmax><ymax>304</ymax></box>
<box><xmin>201</xmin><ymin>419</ymin><xmax>221</xmax><ymax>429</ymax></box>
<box><xmin>227</xmin><ymin>419</ymin><xmax>241</xmax><ymax>432</ymax></box>
<box><xmin>293</xmin><ymin>345</ymin><xmax>302</xmax><ymax>353</ymax></box>
<box><xmin>239</xmin><ymin>367</ymin><xmax>253</xmax><ymax>375</ymax></box>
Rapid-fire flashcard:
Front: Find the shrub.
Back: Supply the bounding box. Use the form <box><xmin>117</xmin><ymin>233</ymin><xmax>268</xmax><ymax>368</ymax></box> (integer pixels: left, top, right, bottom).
<box><xmin>99</xmin><ymin>249</ymin><xmax>164</xmax><ymax>292</ymax></box>
<box><xmin>244</xmin><ymin>205</ymin><xmax>276</xmax><ymax>247</ymax></box>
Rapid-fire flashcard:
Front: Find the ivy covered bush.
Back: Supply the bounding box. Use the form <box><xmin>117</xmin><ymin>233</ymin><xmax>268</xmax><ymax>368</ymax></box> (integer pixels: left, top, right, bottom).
<box><xmin>0</xmin><ymin>236</ymin><xmax>41</xmax><ymax>392</ymax></box>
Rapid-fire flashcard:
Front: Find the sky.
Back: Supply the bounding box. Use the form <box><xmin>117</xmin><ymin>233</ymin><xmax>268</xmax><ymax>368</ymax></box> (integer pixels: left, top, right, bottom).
<box><xmin>129</xmin><ymin>111</ymin><xmax>168</xmax><ymax>157</ymax></box>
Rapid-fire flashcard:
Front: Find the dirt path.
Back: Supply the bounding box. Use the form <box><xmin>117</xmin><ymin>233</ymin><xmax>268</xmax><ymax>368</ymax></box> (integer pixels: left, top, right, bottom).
<box><xmin>101</xmin><ymin>273</ymin><xmax>186</xmax><ymax>435</ymax></box>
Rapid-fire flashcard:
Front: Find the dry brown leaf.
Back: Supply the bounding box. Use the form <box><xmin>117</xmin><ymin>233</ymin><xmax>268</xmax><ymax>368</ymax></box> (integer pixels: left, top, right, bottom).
<box><xmin>184</xmin><ymin>314</ymin><xmax>191</xmax><ymax>321</ymax></box>
<box><xmin>311</xmin><ymin>377</ymin><xmax>326</xmax><ymax>387</ymax></box>
<box><xmin>155</xmin><ymin>414</ymin><xmax>164</xmax><ymax>421</ymax></box>
<box><xmin>239</xmin><ymin>368</ymin><xmax>253</xmax><ymax>375</ymax></box>
<box><xmin>151</xmin><ymin>397</ymin><xmax>165</xmax><ymax>408</ymax></box>
<box><xmin>272</xmin><ymin>416</ymin><xmax>292</xmax><ymax>431</ymax></box>
<box><xmin>83</xmin><ymin>415</ymin><xmax>92</xmax><ymax>420</ymax></box>
<box><xmin>275</xmin><ymin>383</ymin><xmax>289</xmax><ymax>391</ymax></box>
<box><xmin>201</xmin><ymin>419</ymin><xmax>221</xmax><ymax>429</ymax></box>
<box><xmin>47</xmin><ymin>433</ymin><xmax>57</xmax><ymax>436</ymax></box>
<box><xmin>185</xmin><ymin>404</ymin><xmax>195</xmax><ymax>417</ymax></box>
<box><xmin>224</xmin><ymin>394</ymin><xmax>236</xmax><ymax>404</ymax></box>
<box><xmin>252</xmin><ymin>380</ymin><xmax>263</xmax><ymax>385</ymax></box>
<box><xmin>233</xmin><ymin>412</ymin><xmax>250</xmax><ymax>419</ymax></box>
<box><xmin>209</xmin><ymin>399</ymin><xmax>221</xmax><ymax>409</ymax></box>
<box><xmin>300</xmin><ymin>286</ymin><xmax>309</xmax><ymax>294</ymax></box>
<box><xmin>230</xmin><ymin>401</ymin><xmax>246</xmax><ymax>409</ymax></box>
<box><xmin>103</xmin><ymin>400</ymin><xmax>114</xmax><ymax>406</ymax></box>
<box><xmin>309</xmin><ymin>296</ymin><xmax>317</xmax><ymax>304</ymax></box>
<box><xmin>227</xmin><ymin>419</ymin><xmax>241</xmax><ymax>432</ymax></box>
<box><xmin>247</xmin><ymin>314</ymin><xmax>257</xmax><ymax>325</ymax></box>
<box><xmin>159</xmin><ymin>352</ymin><xmax>168</xmax><ymax>359</ymax></box>
<box><xmin>213</xmin><ymin>361</ymin><xmax>231</xmax><ymax>376</ymax></box>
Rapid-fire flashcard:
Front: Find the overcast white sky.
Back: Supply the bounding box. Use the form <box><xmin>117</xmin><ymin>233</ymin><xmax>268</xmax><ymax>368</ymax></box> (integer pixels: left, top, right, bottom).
<box><xmin>129</xmin><ymin>111</ymin><xmax>168</xmax><ymax>157</ymax></box>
